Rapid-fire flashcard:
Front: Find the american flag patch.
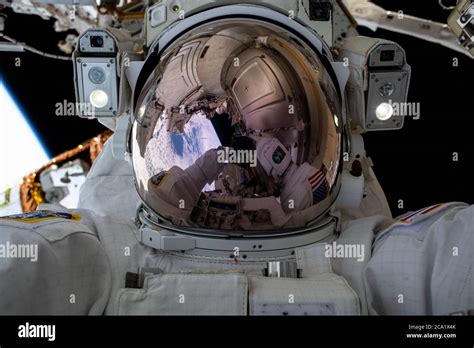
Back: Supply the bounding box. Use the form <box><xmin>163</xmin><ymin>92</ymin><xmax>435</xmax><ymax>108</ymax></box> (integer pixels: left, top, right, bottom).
<box><xmin>374</xmin><ymin>202</ymin><xmax>465</xmax><ymax>244</ymax></box>
<box><xmin>308</xmin><ymin>171</ymin><xmax>328</xmax><ymax>203</ymax></box>
<box><xmin>398</xmin><ymin>203</ymin><xmax>445</xmax><ymax>224</ymax></box>
<box><xmin>308</xmin><ymin>171</ymin><xmax>325</xmax><ymax>189</ymax></box>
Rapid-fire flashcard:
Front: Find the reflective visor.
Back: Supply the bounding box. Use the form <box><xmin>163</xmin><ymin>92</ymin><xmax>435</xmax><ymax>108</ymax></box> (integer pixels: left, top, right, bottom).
<box><xmin>131</xmin><ymin>18</ymin><xmax>343</xmax><ymax>231</ymax></box>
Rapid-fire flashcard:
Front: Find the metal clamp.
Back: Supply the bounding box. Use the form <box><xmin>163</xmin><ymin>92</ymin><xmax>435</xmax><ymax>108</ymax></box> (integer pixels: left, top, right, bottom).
<box><xmin>263</xmin><ymin>260</ymin><xmax>302</xmax><ymax>278</ymax></box>
<box><xmin>140</xmin><ymin>226</ymin><xmax>196</xmax><ymax>251</ymax></box>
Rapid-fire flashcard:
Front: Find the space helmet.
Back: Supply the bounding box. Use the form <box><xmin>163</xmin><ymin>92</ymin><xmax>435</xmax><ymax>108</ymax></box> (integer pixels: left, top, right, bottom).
<box><xmin>130</xmin><ymin>16</ymin><xmax>345</xmax><ymax>235</ymax></box>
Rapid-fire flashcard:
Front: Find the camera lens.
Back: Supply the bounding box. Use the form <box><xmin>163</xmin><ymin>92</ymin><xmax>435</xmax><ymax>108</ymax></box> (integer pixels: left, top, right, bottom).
<box><xmin>380</xmin><ymin>50</ymin><xmax>395</xmax><ymax>62</ymax></box>
<box><xmin>379</xmin><ymin>82</ymin><xmax>395</xmax><ymax>97</ymax></box>
<box><xmin>88</xmin><ymin>67</ymin><xmax>106</xmax><ymax>84</ymax></box>
<box><xmin>90</xmin><ymin>35</ymin><xmax>104</xmax><ymax>48</ymax></box>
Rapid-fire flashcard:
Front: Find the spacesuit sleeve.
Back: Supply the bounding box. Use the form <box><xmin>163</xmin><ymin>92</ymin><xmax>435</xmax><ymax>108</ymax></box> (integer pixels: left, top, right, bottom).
<box><xmin>364</xmin><ymin>203</ymin><xmax>474</xmax><ymax>315</ymax></box>
<box><xmin>0</xmin><ymin>211</ymin><xmax>111</xmax><ymax>315</ymax></box>
<box><xmin>182</xmin><ymin>148</ymin><xmax>225</xmax><ymax>187</ymax></box>
<box><xmin>149</xmin><ymin>148</ymin><xmax>224</xmax><ymax>210</ymax></box>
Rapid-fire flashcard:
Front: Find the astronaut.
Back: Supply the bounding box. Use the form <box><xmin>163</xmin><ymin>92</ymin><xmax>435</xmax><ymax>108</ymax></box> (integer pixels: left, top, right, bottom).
<box><xmin>255</xmin><ymin>136</ymin><xmax>330</xmax><ymax>213</ymax></box>
<box><xmin>0</xmin><ymin>135</ymin><xmax>472</xmax><ymax>315</ymax></box>
<box><xmin>142</xmin><ymin>135</ymin><xmax>330</xmax><ymax>229</ymax></box>
<box><xmin>0</xmin><ymin>1</ymin><xmax>473</xmax><ymax>316</ymax></box>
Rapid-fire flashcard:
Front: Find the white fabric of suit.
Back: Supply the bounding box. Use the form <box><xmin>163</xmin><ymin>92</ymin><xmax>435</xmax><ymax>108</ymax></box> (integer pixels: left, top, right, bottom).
<box><xmin>0</xmin><ymin>136</ymin><xmax>472</xmax><ymax>315</ymax></box>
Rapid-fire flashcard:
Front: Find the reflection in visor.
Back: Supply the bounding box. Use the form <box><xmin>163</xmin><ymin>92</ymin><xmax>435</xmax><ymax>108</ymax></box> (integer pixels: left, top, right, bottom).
<box><xmin>145</xmin><ymin>110</ymin><xmax>221</xmax><ymax>192</ymax></box>
<box><xmin>132</xmin><ymin>19</ymin><xmax>343</xmax><ymax>231</ymax></box>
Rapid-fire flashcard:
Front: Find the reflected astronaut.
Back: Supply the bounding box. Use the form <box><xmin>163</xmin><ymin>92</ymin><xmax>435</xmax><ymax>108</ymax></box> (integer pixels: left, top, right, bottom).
<box><xmin>144</xmin><ymin>135</ymin><xmax>330</xmax><ymax>229</ymax></box>
<box><xmin>255</xmin><ymin>136</ymin><xmax>330</xmax><ymax>212</ymax></box>
<box><xmin>0</xmin><ymin>0</ymin><xmax>473</xmax><ymax>316</ymax></box>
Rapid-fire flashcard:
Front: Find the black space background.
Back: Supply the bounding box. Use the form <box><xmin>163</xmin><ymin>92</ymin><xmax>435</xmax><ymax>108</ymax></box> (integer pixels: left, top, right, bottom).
<box><xmin>0</xmin><ymin>0</ymin><xmax>473</xmax><ymax>216</ymax></box>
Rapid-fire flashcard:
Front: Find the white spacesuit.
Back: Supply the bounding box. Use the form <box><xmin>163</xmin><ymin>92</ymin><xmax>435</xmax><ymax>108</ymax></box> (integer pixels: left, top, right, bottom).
<box><xmin>0</xmin><ymin>136</ymin><xmax>472</xmax><ymax>315</ymax></box>
<box><xmin>0</xmin><ymin>1</ymin><xmax>473</xmax><ymax>316</ymax></box>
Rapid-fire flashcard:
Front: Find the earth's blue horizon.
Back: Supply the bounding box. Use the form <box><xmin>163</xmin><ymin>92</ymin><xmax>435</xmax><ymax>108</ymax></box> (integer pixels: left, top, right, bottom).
<box><xmin>0</xmin><ymin>80</ymin><xmax>50</xmax><ymax>188</ymax></box>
